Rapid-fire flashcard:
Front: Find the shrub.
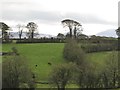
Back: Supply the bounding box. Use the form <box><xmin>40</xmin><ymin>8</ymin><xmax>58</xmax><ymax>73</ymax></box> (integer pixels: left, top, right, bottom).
<box><xmin>2</xmin><ymin>56</ymin><xmax>35</xmax><ymax>88</ymax></box>
<box><xmin>49</xmin><ymin>63</ymin><xmax>76</xmax><ymax>90</ymax></box>
<box><xmin>63</xmin><ymin>38</ymin><xmax>85</xmax><ymax>65</ymax></box>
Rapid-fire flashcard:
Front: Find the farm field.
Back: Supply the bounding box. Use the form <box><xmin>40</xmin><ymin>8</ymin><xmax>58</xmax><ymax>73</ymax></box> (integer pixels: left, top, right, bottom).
<box><xmin>2</xmin><ymin>43</ymin><xmax>65</xmax><ymax>81</ymax></box>
<box><xmin>2</xmin><ymin>43</ymin><xmax>119</xmax><ymax>88</ymax></box>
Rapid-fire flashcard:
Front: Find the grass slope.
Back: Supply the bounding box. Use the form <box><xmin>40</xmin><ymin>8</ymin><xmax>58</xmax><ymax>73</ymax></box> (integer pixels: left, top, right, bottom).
<box><xmin>2</xmin><ymin>43</ymin><xmax>117</xmax><ymax>82</ymax></box>
<box><xmin>2</xmin><ymin>43</ymin><xmax>65</xmax><ymax>81</ymax></box>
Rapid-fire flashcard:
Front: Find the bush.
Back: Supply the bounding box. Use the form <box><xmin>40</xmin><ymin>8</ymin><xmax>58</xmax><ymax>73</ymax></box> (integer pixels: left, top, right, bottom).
<box><xmin>49</xmin><ymin>63</ymin><xmax>76</xmax><ymax>90</ymax></box>
<box><xmin>81</xmin><ymin>43</ymin><xmax>117</xmax><ymax>53</ymax></box>
<box><xmin>2</xmin><ymin>56</ymin><xmax>35</xmax><ymax>89</ymax></box>
<box><xmin>63</xmin><ymin>38</ymin><xmax>85</xmax><ymax>65</ymax></box>
<box><xmin>16</xmin><ymin>38</ymin><xmax>65</xmax><ymax>43</ymax></box>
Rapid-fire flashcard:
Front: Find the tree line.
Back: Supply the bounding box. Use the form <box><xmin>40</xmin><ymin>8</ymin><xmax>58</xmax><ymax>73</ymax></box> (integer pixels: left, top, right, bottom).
<box><xmin>0</xmin><ymin>22</ymin><xmax>38</xmax><ymax>42</ymax></box>
<box><xmin>0</xmin><ymin>19</ymin><xmax>83</xmax><ymax>42</ymax></box>
<box><xmin>0</xmin><ymin>19</ymin><xmax>119</xmax><ymax>42</ymax></box>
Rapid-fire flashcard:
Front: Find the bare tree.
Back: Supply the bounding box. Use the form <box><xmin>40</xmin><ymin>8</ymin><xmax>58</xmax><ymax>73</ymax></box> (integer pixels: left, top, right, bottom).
<box><xmin>16</xmin><ymin>24</ymin><xmax>25</xmax><ymax>40</ymax></box>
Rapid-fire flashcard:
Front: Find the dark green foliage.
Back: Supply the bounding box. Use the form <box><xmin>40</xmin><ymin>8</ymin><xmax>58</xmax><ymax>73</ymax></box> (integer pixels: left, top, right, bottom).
<box><xmin>76</xmin><ymin>34</ymin><xmax>88</xmax><ymax>40</ymax></box>
<box><xmin>49</xmin><ymin>63</ymin><xmax>76</xmax><ymax>90</ymax></box>
<box><xmin>101</xmin><ymin>51</ymin><xmax>118</xmax><ymax>88</ymax></box>
<box><xmin>0</xmin><ymin>63</ymin><xmax>2</xmax><ymax>89</ymax></box>
<box><xmin>2</xmin><ymin>43</ymin><xmax>119</xmax><ymax>89</ymax></box>
<box><xmin>2</xmin><ymin>56</ymin><xmax>35</xmax><ymax>88</ymax></box>
<box><xmin>116</xmin><ymin>27</ymin><xmax>120</xmax><ymax>37</ymax></box>
<box><xmin>63</xmin><ymin>38</ymin><xmax>85</xmax><ymax>65</ymax></box>
<box><xmin>0</xmin><ymin>22</ymin><xmax>10</xmax><ymax>42</ymax></box>
<box><xmin>76</xmin><ymin>51</ymin><xmax>119</xmax><ymax>88</ymax></box>
<box><xmin>76</xmin><ymin>62</ymin><xmax>102</xmax><ymax>88</ymax></box>
<box><xmin>11</xmin><ymin>47</ymin><xmax>19</xmax><ymax>55</ymax></box>
<box><xmin>26</xmin><ymin>22</ymin><xmax>38</xmax><ymax>39</ymax></box>
<box><xmin>16</xmin><ymin>38</ymin><xmax>65</xmax><ymax>43</ymax></box>
<box><xmin>81</xmin><ymin>43</ymin><xmax>117</xmax><ymax>53</ymax></box>
<box><xmin>57</xmin><ymin>33</ymin><xmax>65</xmax><ymax>39</ymax></box>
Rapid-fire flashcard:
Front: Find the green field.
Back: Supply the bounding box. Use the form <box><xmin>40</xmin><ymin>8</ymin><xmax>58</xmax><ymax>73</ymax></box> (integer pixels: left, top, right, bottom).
<box><xmin>2</xmin><ymin>43</ymin><xmax>118</xmax><ymax>88</ymax></box>
<box><xmin>2</xmin><ymin>43</ymin><xmax>65</xmax><ymax>81</ymax></box>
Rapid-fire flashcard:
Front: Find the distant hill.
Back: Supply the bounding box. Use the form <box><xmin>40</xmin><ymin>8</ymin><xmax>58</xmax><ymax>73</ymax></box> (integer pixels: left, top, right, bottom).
<box><xmin>96</xmin><ymin>29</ymin><xmax>117</xmax><ymax>37</ymax></box>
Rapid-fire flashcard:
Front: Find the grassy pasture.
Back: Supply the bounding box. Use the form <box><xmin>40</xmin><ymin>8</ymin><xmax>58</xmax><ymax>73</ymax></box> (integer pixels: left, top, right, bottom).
<box><xmin>2</xmin><ymin>43</ymin><xmax>118</xmax><ymax>88</ymax></box>
<box><xmin>2</xmin><ymin>43</ymin><xmax>65</xmax><ymax>81</ymax></box>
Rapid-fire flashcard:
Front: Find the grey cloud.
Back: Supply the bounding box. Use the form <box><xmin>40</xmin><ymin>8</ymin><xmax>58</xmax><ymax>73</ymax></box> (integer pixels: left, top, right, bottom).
<box><xmin>2</xmin><ymin>0</ymin><xmax>30</xmax><ymax>5</ymax></box>
<box><xmin>28</xmin><ymin>11</ymin><xmax>62</xmax><ymax>23</ymax></box>
<box><xmin>1</xmin><ymin>10</ymin><xmax>62</xmax><ymax>24</ymax></box>
<box><xmin>1</xmin><ymin>9</ymin><xmax>117</xmax><ymax>25</ymax></box>
<box><xmin>118</xmin><ymin>1</ymin><xmax>120</xmax><ymax>27</ymax></box>
<box><xmin>63</xmin><ymin>13</ymin><xmax>117</xmax><ymax>25</ymax></box>
<box><xmin>2</xmin><ymin>2</ymin><xmax>27</xmax><ymax>5</ymax></box>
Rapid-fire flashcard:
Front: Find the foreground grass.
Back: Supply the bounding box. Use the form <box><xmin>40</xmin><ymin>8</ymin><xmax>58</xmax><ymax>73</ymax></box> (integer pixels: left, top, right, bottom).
<box><xmin>36</xmin><ymin>83</ymin><xmax>79</xmax><ymax>88</ymax></box>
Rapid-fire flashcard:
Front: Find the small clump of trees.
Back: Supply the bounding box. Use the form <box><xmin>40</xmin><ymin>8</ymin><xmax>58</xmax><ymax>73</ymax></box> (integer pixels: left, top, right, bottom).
<box><xmin>61</xmin><ymin>19</ymin><xmax>82</xmax><ymax>38</ymax></box>
<box><xmin>2</xmin><ymin>48</ymin><xmax>36</xmax><ymax>89</ymax></box>
<box><xmin>26</xmin><ymin>22</ymin><xmax>38</xmax><ymax>39</ymax></box>
<box><xmin>50</xmin><ymin>37</ymin><xmax>119</xmax><ymax>89</ymax></box>
<box><xmin>0</xmin><ymin>22</ymin><xmax>11</xmax><ymax>42</ymax></box>
<box><xmin>104</xmin><ymin>51</ymin><xmax>118</xmax><ymax>88</ymax></box>
<box><xmin>116</xmin><ymin>27</ymin><xmax>120</xmax><ymax>38</ymax></box>
<box><xmin>49</xmin><ymin>63</ymin><xmax>76</xmax><ymax>90</ymax></box>
<box><xmin>63</xmin><ymin>38</ymin><xmax>85</xmax><ymax>65</ymax></box>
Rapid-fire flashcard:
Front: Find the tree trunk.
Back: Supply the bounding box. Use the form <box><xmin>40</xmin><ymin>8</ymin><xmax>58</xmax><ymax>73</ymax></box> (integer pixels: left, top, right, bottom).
<box><xmin>19</xmin><ymin>30</ymin><xmax>22</xmax><ymax>41</ymax></box>
<box><xmin>103</xmin><ymin>73</ymin><xmax>108</xmax><ymax>88</ymax></box>
<box><xmin>74</xmin><ymin>27</ymin><xmax>77</xmax><ymax>38</ymax></box>
<box><xmin>31</xmin><ymin>31</ymin><xmax>34</xmax><ymax>39</ymax></box>
<box><xmin>112</xmin><ymin>71</ymin><xmax>116</xmax><ymax>88</ymax></box>
<box><xmin>69</xmin><ymin>27</ymin><xmax>72</xmax><ymax>38</ymax></box>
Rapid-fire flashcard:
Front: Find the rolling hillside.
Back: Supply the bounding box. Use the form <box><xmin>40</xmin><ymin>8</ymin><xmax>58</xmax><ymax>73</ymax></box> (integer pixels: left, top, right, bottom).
<box><xmin>2</xmin><ymin>43</ymin><xmax>116</xmax><ymax>82</ymax></box>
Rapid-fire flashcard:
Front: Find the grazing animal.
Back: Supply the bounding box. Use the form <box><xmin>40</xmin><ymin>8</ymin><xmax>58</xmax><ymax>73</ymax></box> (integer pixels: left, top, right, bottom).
<box><xmin>2</xmin><ymin>52</ymin><xmax>8</xmax><ymax>55</ymax></box>
<box><xmin>32</xmin><ymin>73</ymin><xmax>35</xmax><ymax>79</ymax></box>
<box><xmin>48</xmin><ymin>62</ymin><xmax>52</xmax><ymax>65</ymax></box>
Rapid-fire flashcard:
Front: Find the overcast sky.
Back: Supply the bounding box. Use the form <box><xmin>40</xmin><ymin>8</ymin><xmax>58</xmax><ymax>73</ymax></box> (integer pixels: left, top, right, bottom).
<box><xmin>1</xmin><ymin>0</ymin><xmax>119</xmax><ymax>36</ymax></box>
